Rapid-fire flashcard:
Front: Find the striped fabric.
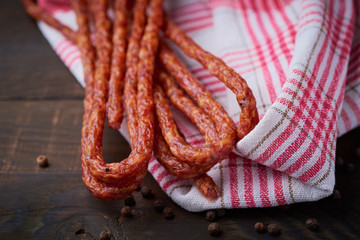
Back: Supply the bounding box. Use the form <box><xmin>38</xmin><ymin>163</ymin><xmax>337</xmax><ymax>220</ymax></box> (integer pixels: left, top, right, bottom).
<box><xmin>36</xmin><ymin>0</ymin><xmax>360</xmax><ymax>211</ymax></box>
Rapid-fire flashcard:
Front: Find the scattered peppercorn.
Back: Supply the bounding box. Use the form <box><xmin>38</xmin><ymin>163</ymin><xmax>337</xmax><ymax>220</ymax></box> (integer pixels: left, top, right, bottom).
<box><xmin>208</xmin><ymin>222</ymin><xmax>221</xmax><ymax>236</ymax></box>
<box><xmin>254</xmin><ymin>222</ymin><xmax>265</xmax><ymax>233</ymax></box>
<box><xmin>333</xmin><ymin>189</ymin><xmax>341</xmax><ymax>199</ymax></box>
<box><xmin>141</xmin><ymin>186</ymin><xmax>153</xmax><ymax>199</ymax></box>
<box><xmin>215</xmin><ymin>208</ymin><xmax>226</xmax><ymax>218</ymax></box>
<box><xmin>306</xmin><ymin>218</ymin><xmax>319</xmax><ymax>231</ymax></box>
<box><xmin>154</xmin><ymin>200</ymin><xmax>164</xmax><ymax>213</ymax></box>
<box><xmin>205</xmin><ymin>210</ymin><xmax>217</xmax><ymax>222</ymax></box>
<box><xmin>36</xmin><ymin>155</ymin><xmax>49</xmax><ymax>167</ymax></box>
<box><xmin>121</xmin><ymin>206</ymin><xmax>133</xmax><ymax>217</ymax></box>
<box><xmin>345</xmin><ymin>163</ymin><xmax>355</xmax><ymax>172</ymax></box>
<box><xmin>99</xmin><ymin>231</ymin><xmax>111</xmax><ymax>240</ymax></box>
<box><xmin>162</xmin><ymin>207</ymin><xmax>174</xmax><ymax>219</ymax></box>
<box><xmin>335</xmin><ymin>156</ymin><xmax>344</xmax><ymax>169</ymax></box>
<box><xmin>268</xmin><ymin>223</ymin><xmax>281</xmax><ymax>235</ymax></box>
<box><xmin>355</xmin><ymin>147</ymin><xmax>360</xmax><ymax>159</ymax></box>
<box><xmin>124</xmin><ymin>194</ymin><xmax>136</xmax><ymax>206</ymax></box>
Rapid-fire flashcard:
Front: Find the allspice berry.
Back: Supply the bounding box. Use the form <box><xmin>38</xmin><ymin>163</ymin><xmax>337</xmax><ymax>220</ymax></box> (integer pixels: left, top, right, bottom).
<box><xmin>162</xmin><ymin>207</ymin><xmax>174</xmax><ymax>219</ymax></box>
<box><xmin>154</xmin><ymin>200</ymin><xmax>164</xmax><ymax>213</ymax></box>
<box><xmin>121</xmin><ymin>206</ymin><xmax>133</xmax><ymax>217</ymax></box>
<box><xmin>36</xmin><ymin>155</ymin><xmax>49</xmax><ymax>167</ymax></box>
<box><xmin>124</xmin><ymin>194</ymin><xmax>135</xmax><ymax>206</ymax></box>
<box><xmin>216</xmin><ymin>208</ymin><xmax>226</xmax><ymax>217</ymax></box>
<box><xmin>205</xmin><ymin>210</ymin><xmax>217</xmax><ymax>222</ymax></box>
<box><xmin>208</xmin><ymin>222</ymin><xmax>221</xmax><ymax>236</ymax></box>
<box><xmin>306</xmin><ymin>218</ymin><xmax>319</xmax><ymax>230</ymax></box>
<box><xmin>355</xmin><ymin>147</ymin><xmax>360</xmax><ymax>159</ymax></box>
<box><xmin>333</xmin><ymin>189</ymin><xmax>341</xmax><ymax>199</ymax></box>
<box><xmin>254</xmin><ymin>222</ymin><xmax>265</xmax><ymax>233</ymax></box>
<box><xmin>268</xmin><ymin>223</ymin><xmax>281</xmax><ymax>235</ymax></box>
<box><xmin>141</xmin><ymin>186</ymin><xmax>153</xmax><ymax>199</ymax></box>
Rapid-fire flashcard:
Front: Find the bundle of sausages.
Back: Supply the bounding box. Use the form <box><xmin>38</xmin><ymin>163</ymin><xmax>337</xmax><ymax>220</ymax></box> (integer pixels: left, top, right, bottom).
<box><xmin>22</xmin><ymin>0</ymin><xmax>259</xmax><ymax>201</ymax></box>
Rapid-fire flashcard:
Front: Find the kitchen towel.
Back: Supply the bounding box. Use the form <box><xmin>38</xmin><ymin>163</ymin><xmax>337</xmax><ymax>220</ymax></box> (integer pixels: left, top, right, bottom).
<box><xmin>34</xmin><ymin>0</ymin><xmax>360</xmax><ymax>211</ymax></box>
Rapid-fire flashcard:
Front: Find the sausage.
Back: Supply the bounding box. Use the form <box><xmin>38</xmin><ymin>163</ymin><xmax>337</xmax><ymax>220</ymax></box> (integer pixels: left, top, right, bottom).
<box><xmin>123</xmin><ymin>0</ymin><xmax>149</xmax><ymax>147</ymax></box>
<box><xmin>106</xmin><ymin>0</ymin><xmax>128</xmax><ymax>129</ymax></box>
<box><xmin>71</xmin><ymin>0</ymin><xmax>95</xmax><ymax>145</ymax></box>
<box><xmin>154</xmin><ymin>120</ymin><xmax>220</xmax><ymax>201</ymax></box>
<box><xmin>164</xmin><ymin>19</ymin><xmax>259</xmax><ymax>140</ymax></box>
<box><xmin>83</xmin><ymin>0</ymin><xmax>163</xmax><ymax>199</ymax></box>
<box><xmin>22</xmin><ymin>0</ymin><xmax>77</xmax><ymax>44</ymax></box>
<box><xmin>157</xmin><ymin>43</ymin><xmax>237</xmax><ymax>168</ymax></box>
<box><xmin>154</xmin><ymin>70</ymin><xmax>223</xmax><ymax>200</ymax></box>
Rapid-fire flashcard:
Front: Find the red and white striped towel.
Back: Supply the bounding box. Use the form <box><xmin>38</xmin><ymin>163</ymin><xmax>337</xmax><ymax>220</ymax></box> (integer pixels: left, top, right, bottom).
<box><xmin>35</xmin><ymin>0</ymin><xmax>360</xmax><ymax>211</ymax></box>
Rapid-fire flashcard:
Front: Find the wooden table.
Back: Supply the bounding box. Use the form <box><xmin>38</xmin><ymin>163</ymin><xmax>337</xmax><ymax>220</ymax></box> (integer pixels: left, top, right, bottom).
<box><xmin>1</xmin><ymin>1</ymin><xmax>360</xmax><ymax>239</ymax></box>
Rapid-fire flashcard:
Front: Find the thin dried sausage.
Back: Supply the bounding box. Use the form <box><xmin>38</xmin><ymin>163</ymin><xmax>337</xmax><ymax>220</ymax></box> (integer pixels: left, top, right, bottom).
<box><xmin>106</xmin><ymin>0</ymin><xmax>128</xmax><ymax>129</ymax></box>
<box><xmin>22</xmin><ymin>0</ymin><xmax>77</xmax><ymax>43</ymax></box>
<box><xmin>157</xmin><ymin>44</ymin><xmax>237</xmax><ymax>168</ymax></box>
<box><xmin>83</xmin><ymin>0</ymin><xmax>163</xmax><ymax>199</ymax></box>
<box><xmin>164</xmin><ymin>19</ymin><xmax>259</xmax><ymax>140</ymax></box>
<box><xmin>124</xmin><ymin>0</ymin><xmax>149</xmax><ymax>147</ymax></box>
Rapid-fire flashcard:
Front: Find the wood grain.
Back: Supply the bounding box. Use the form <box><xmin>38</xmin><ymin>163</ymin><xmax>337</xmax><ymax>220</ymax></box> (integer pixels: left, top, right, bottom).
<box><xmin>0</xmin><ymin>0</ymin><xmax>360</xmax><ymax>239</ymax></box>
<box><xmin>0</xmin><ymin>0</ymin><xmax>83</xmax><ymax>100</ymax></box>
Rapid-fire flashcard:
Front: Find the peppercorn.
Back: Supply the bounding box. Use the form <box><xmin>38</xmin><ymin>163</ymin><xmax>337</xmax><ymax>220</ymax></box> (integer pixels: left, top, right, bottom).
<box><xmin>335</xmin><ymin>156</ymin><xmax>344</xmax><ymax>169</ymax></box>
<box><xmin>355</xmin><ymin>147</ymin><xmax>360</xmax><ymax>158</ymax></box>
<box><xmin>162</xmin><ymin>207</ymin><xmax>174</xmax><ymax>219</ymax></box>
<box><xmin>205</xmin><ymin>210</ymin><xmax>217</xmax><ymax>222</ymax></box>
<box><xmin>208</xmin><ymin>222</ymin><xmax>221</xmax><ymax>236</ymax></box>
<box><xmin>154</xmin><ymin>200</ymin><xmax>164</xmax><ymax>213</ymax></box>
<box><xmin>306</xmin><ymin>218</ymin><xmax>319</xmax><ymax>231</ymax></box>
<box><xmin>333</xmin><ymin>189</ymin><xmax>341</xmax><ymax>199</ymax></box>
<box><xmin>141</xmin><ymin>186</ymin><xmax>153</xmax><ymax>199</ymax></box>
<box><xmin>254</xmin><ymin>222</ymin><xmax>265</xmax><ymax>233</ymax></box>
<box><xmin>124</xmin><ymin>194</ymin><xmax>135</xmax><ymax>206</ymax></box>
<box><xmin>268</xmin><ymin>223</ymin><xmax>281</xmax><ymax>235</ymax></box>
<box><xmin>99</xmin><ymin>231</ymin><xmax>111</xmax><ymax>240</ymax></box>
<box><xmin>121</xmin><ymin>206</ymin><xmax>133</xmax><ymax>217</ymax></box>
<box><xmin>37</xmin><ymin>155</ymin><xmax>49</xmax><ymax>167</ymax></box>
<box><xmin>215</xmin><ymin>208</ymin><xmax>226</xmax><ymax>217</ymax></box>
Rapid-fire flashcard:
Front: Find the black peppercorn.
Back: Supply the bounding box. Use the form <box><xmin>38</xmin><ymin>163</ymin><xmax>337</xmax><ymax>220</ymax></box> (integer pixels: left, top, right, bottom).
<box><xmin>208</xmin><ymin>222</ymin><xmax>221</xmax><ymax>236</ymax></box>
<box><xmin>215</xmin><ymin>208</ymin><xmax>226</xmax><ymax>217</ymax></box>
<box><xmin>333</xmin><ymin>189</ymin><xmax>341</xmax><ymax>199</ymax></box>
<box><xmin>355</xmin><ymin>147</ymin><xmax>360</xmax><ymax>159</ymax></box>
<box><xmin>141</xmin><ymin>186</ymin><xmax>153</xmax><ymax>198</ymax></box>
<box><xmin>162</xmin><ymin>207</ymin><xmax>174</xmax><ymax>219</ymax></box>
<box><xmin>37</xmin><ymin>155</ymin><xmax>49</xmax><ymax>167</ymax></box>
<box><xmin>205</xmin><ymin>210</ymin><xmax>217</xmax><ymax>222</ymax></box>
<box><xmin>254</xmin><ymin>222</ymin><xmax>265</xmax><ymax>233</ymax></box>
<box><xmin>121</xmin><ymin>206</ymin><xmax>133</xmax><ymax>217</ymax></box>
<box><xmin>268</xmin><ymin>223</ymin><xmax>281</xmax><ymax>235</ymax></box>
<box><xmin>124</xmin><ymin>194</ymin><xmax>135</xmax><ymax>206</ymax></box>
<box><xmin>335</xmin><ymin>156</ymin><xmax>344</xmax><ymax>169</ymax></box>
<box><xmin>154</xmin><ymin>200</ymin><xmax>164</xmax><ymax>213</ymax></box>
<box><xmin>306</xmin><ymin>218</ymin><xmax>319</xmax><ymax>230</ymax></box>
<box><xmin>99</xmin><ymin>231</ymin><xmax>111</xmax><ymax>240</ymax></box>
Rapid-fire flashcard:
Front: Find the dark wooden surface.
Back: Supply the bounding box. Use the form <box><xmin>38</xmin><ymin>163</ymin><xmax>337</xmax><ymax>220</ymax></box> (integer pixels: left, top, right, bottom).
<box><xmin>1</xmin><ymin>1</ymin><xmax>360</xmax><ymax>239</ymax></box>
